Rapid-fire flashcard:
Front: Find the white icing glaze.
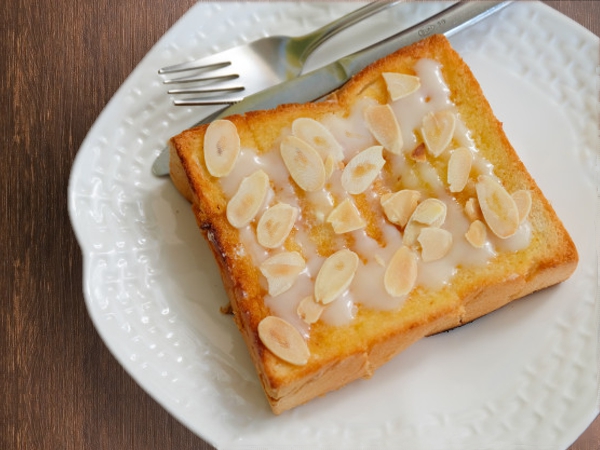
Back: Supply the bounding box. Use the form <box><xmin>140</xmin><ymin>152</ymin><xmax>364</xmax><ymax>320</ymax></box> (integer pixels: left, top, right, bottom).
<box><xmin>215</xmin><ymin>58</ymin><xmax>532</xmax><ymax>336</ymax></box>
<box><xmin>392</xmin><ymin>59</ymin><xmax>453</xmax><ymax>152</ymax></box>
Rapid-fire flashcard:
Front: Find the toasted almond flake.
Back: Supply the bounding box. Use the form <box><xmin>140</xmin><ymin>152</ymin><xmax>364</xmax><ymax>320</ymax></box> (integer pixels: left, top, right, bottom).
<box><xmin>259</xmin><ymin>251</ymin><xmax>305</xmax><ymax>297</ymax></box>
<box><xmin>411</xmin><ymin>198</ymin><xmax>447</xmax><ymax>227</ymax></box>
<box><xmin>410</xmin><ymin>143</ymin><xmax>427</xmax><ymax>162</ymax></box>
<box><xmin>465</xmin><ymin>220</ymin><xmax>487</xmax><ymax>248</ymax></box>
<box><xmin>364</xmin><ymin>104</ymin><xmax>403</xmax><ymax>154</ymax></box>
<box><xmin>384</xmin><ymin>246</ymin><xmax>417</xmax><ymax>297</ymax></box>
<box><xmin>402</xmin><ymin>220</ymin><xmax>423</xmax><ymax>247</ymax></box>
<box><xmin>380</xmin><ymin>189</ymin><xmax>421</xmax><ymax>228</ymax></box>
<box><xmin>297</xmin><ymin>295</ymin><xmax>324</xmax><ymax>324</ymax></box>
<box><xmin>418</xmin><ymin>227</ymin><xmax>453</xmax><ymax>262</ymax></box>
<box><xmin>374</xmin><ymin>254</ymin><xmax>386</xmax><ymax>267</ymax></box>
<box><xmin>382</xmin><ymin>72</ymin><xmax>421</xmax><ymax>100</ymax></box>
<box><xmin>203</xmin><ymin>120</ymin><xmax>241</xmax><ymax>177</ymax></box>
<box><xmin>226</xmin><ymin>169</ymin><xmax>269</xmax><ymax>228</ymax></box>
<box><xmin>327</xmin><ymin>198</ymin><xmax>366</xmax><ymax>234</ymax></box>
<box><xmin>512</xmin><ymin>190</ymin><xmax>532</xmax><ymax>223</ymax></box>
<box><xmin>257</xmin><ymin>203</ymin><xmax>299</xmax><ymax>249</ymax></box>
<box><xmin>341</xmin><ymin>146</ymin><xmax>386</xmax><ymax>195</ymax></box>
<box><xmin>324</xmin><ymin>154</ymin><xmax>336</xmax><ymax>180</ymax></box>
<box><xmin>292</xmin><ymin>117</ymin><xmax>344</xmax><ymax>162</ymax></box>
<box><xmin>258</xmin><ymin>316</ymin><xmax>309</xmax><ymax>366</ymax></box>
<box><xmin>465</xmin><ymin>197</ymin><xmax>483</xmax><ymax>222</ymax></box>
<box><xmin>280</xmin><ymin>135</ymin><xmax>326</xmax><ymax>192</ymax></box>
<box><xmin>315</xmin><ymin>249</ymin><xmax>359</xmax><ymax>304</ymax></box>
<box><xmin>476</xmin><ymin>175</ymin><xmax>520</xmax><ymax>239</ymax></box>
<box><xmin>447</xmin><ymin>147</ymin><xmax>473</xmax><ymax>193</ymax></box>
<box><xmin>422</xmin><ymin>110</ymin><xmax>456</xmax><ymax>157</ymax></box>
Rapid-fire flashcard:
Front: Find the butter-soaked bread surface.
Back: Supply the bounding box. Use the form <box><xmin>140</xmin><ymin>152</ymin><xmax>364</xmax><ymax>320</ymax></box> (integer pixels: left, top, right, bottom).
<box><xmin>169</xmin><ymin>35</ymin><xmax>578</xmax><ymax>414</ymax></box>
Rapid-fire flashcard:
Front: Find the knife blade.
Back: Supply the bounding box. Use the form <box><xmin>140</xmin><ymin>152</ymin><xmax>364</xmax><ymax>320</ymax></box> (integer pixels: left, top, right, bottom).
<box><xmin>153</xmin><ymin>0</ymin><xmax>511</xmax><ymax>176</ymax></box>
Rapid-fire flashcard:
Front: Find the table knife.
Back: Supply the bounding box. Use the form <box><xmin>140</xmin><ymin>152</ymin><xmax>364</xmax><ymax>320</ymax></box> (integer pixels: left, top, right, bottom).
<box><xmin>153</xmin><ymin>0</ymin><xmax>511</xmax><ymax>177</ymax></box>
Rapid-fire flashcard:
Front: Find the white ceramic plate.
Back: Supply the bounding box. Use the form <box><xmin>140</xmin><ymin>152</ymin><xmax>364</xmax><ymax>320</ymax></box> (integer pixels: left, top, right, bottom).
<box><xmin>68</xmin><ymin>2</ymin><xmax>599</xmax><ymax>449</ymax></box>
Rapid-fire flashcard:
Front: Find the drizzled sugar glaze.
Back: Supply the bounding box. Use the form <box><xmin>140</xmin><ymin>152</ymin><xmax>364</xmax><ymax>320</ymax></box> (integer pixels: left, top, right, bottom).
<box><xmin>217</xmin><ymin>58</ymin><xmax>531</xmax><ymax>339</ymax></box>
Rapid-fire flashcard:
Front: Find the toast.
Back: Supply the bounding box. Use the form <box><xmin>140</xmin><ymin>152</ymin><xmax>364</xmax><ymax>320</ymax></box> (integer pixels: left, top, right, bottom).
<box><xmin>168</xmin><ymin>35</ymin><xmax>578</xmax><ymax>414</ymax></box>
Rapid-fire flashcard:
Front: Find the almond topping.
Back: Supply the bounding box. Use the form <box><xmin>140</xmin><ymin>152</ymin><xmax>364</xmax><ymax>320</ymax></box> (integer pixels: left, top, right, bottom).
<box><xmin>418</xmin><ymin>227</ymin><xmax>453</xmax><ymax>262</ymax></box>
<box><xmin>258</xmin><ymin>316</ymin><xmax>309</xmax><ymax>366</ymax></box>
<box><xmin>315</xmin><ymin>249</ymin><xmax>359</xmax><ymax>304</ymax></box>
<box><xmin>410</xmin><ymin>143</ymin><xmax>427</xmax><ymax>162</ymax></box>
<box><xmin>465</xmin><ymin>220</ymin><xmax>487</xmax><ymax>248</ymax></box>
<box><xmin>411</xmin><ymin>198</ymin><xmax>447</xmax><ymax>227</ymax></box>
<box><xmin>402</xmin><ymin>220</ymin><xmax>423</xmax><ymax>247</ymax></box>
<box><xmin>382</xmin><ymin>72</ymin><xmax>421</xmax><ymax>100</ymax></box>
<box><xmin>280</xmin><ymin>135</ymin><xmax>326</xmax><ymax>192</ymax></box>
<box><xmin>226</xmin><ymin>169</ymin><xmax>269</xmax><ymax>228</ymax></box>
<box><xmin>380</xmin><ymin>189</ymin><xmax>421</xmax><ymax>228</ymax></box>
<box><xmin>476</xmin><ymin>175</ymin><xmax>520</xmax><ymax>239</ymax></box>
<box><xmin>292</xmin><ymin>117</ymin><xmax>344</xmax><ymax>162</ymax></box>
<box><xmin>341</xmin><ymin>146</ymin><xmax>386</xmax><ymax>195</ymax></box>
<box><xmin>327</xmin><ymin>198</ymin><xmax>366</xmax><ymax>234</ymax></box>
<box><xmin>364</xmin><ymin>104</ymin><xmax>403</xmax><ymax>154</ymax></box>
<box><xmin>324</xmin><ymin>154</ymin><xmax>336</xmax><ymax>180</ymax></box>
<box><xmin>257</xmin><ymin>203</ymin><xmax>299</xmax><ymax>249</ymax></box>
<box><xmin>512</xmin><ymin>190</ymin><xmax>532</xmax><ymax>223</ymax></box>
<box><xmin>259</xmin><ymin>251</ymin><xmax>305</xmax><ymax>297</ymax></box>
<box><xmin>465</xmin><ymin>197</ymin><xmax>483</xmax><ymax>222</ymax></box>
<box><xmin>422</xmin><ymin>110</ymin><xmax>456</xmax><ymax>157</ymax></box>
<box><xmin>384</xmin><ymin>246</ymin><xmax>417</xmax><ymax>297</ymax></box>
<box><xmin>297</xmin><ymin>295</ymin><xmax>324</xmax><ymax>325</ymax></box>
<box><xmin>203</xmin><ymin>119</ymin><xmax>241</xmax><ymax>177</ymax></box>
<box><xmin>447</xmin><ymin>147</ymin><xmax>473</xmax><ymax>193</ymax></box>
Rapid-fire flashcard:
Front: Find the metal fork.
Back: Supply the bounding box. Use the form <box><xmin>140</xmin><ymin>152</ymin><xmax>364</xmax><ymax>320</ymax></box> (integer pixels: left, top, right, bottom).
<box><xmin>158</xmin><ymin>1</ymin><xmax>400</xmax><ymax>106</ymax></box>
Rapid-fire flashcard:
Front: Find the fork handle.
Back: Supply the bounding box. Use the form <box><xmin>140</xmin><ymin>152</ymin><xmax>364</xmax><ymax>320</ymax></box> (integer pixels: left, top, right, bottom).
<box><xmin>289</xmin><ymin>1</ymin><xmax>401</xmax><ymax>65</ymax></box>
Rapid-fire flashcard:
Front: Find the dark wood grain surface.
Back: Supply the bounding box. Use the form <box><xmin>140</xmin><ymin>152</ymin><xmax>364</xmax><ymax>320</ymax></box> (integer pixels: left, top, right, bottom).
<box><xmin>2</xmin><ymin>1</ymin><xmax>598</xmax><ymax>449</ymax></box>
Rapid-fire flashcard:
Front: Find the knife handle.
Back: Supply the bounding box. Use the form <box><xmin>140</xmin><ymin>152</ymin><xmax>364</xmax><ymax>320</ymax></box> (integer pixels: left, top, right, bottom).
<box><xmin>339</xmin><ymin>1</ymin><xmax>511</xmax><ymax>76</ymax></box>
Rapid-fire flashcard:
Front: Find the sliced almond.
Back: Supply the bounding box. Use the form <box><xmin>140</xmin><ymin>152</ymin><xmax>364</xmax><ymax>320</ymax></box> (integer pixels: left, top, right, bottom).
<box><xmin>203</xmin><ymin>119</ymin><xmax>241</xmax><ymax>177</ymax></box>
<box><xmin>411</xmin><ymin>198</ymin><xmax>447</xmax><ymax>227</ymax></box>
<box><xmin>382</xmin><ymin>72</ymin><xmax>421</xmax><ymax>101</ymax></box>
<box><xmin>422</xmin><ymin>110</ymin><xmax>456</xmax><ymax>157</ymax></box>
<box><xmin>314</xmin><ymin>249</ymin><xmax>359</xmax><ymax>304</ymax></box>
<box><xmin>418</xmin><ymin>227</ymin><xmax>453</xmax><ymax>262</ymax></box>
<box><xmin>380</xmin><ymin>189</ymin><xmax>421</xmax><ymax>228</ymax></box>
<box><xmin>465</xmin><ymin>220</ymin><xmax>487</xmax><ymax>248</ymax></box>
<box><xmin>280</xmin><ymin>135</ymin><xmax>326</xmax><ymax>192</ymax></box>
<box><xmin>257</xmin><ymin>203</ymin><xmax>299</xmax><ymax>249</ymax></box>
<box><xmin>324</xmin><ymin>154</ymin><xmax>336</xmax><ymax>180</ymax></box>
<box><xmin>447</xmin><ymin>147</ymin><xmax>473</xmax><ymax>193</ymax></box>
<box><xmin>258</xmin><ymin>316</ymin><xmax>309</xmax><ymax>366</ymax></box>
<box><xmin>402</xmin><ymin>220</ymin><xmax>423</xmax><ymax>247</ymax></box>
<box><xmin>226</xmin><ymin>169</ymin><xmax>269</xmax><ymax>228</ymax></box>
<box><xmin>512</xmin><ymin>189</ymin><xmax>532</xmax><ymax>223</ymax></box>
<box><xmin>292</xmin><ymin>117</ymin><xmax>344</xmax><ymax>162</ymax></box>
<box><xmin>297</xmin><ymin>295</ymin><xmax>324</xmax><ymax>325</ymax></box>
<box><xmin>327</xmin><ymin>198</ymin><xmax>366</xmax><ymax>234</ymax></box>
<box><xmin>259</xmin><ymin>251</ymin><xmax>305</xmax><ymax>297</ymax></box>
<box><xmin>341</xmin><ymin>145</ymin><xmax>386</xmax><ymax>195</ymax></box>
<box><xmin>465</xmin><ymin>197</ymin><xmax>483</xmax><ymax>222</ymax></box>
<box><xmin>476</xmin><ymin>175</ymin><xmax>520</xmax><ymax>239</ymax></box>
<box><xmin>410</xmin><ymin>143</ymin><xmax>427</xmax><ymax>162</ymax></box>
<box><xmin>384</xmin><ymin>246</ymin><xmax>417</xmax><ymax>297</ymax></box>
<box><xmin>364</xmin><ymin>104</ymin><xmax>403</xmax><ymax>154</ymax></box>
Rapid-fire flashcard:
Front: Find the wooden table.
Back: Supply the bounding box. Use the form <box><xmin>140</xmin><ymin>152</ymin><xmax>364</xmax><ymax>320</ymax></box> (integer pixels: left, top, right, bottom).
<box><xmin>2</xmin><ymin>1</ymin><xmax>598</xmax><ymax>449</ymax></box>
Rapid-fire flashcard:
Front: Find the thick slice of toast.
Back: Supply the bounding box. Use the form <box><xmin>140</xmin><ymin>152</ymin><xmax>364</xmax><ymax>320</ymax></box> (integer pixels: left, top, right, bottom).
<box><xmin>169</xmin><ymin>35</ymin><xmax>578</xmax><ymax>414</ymax></box>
